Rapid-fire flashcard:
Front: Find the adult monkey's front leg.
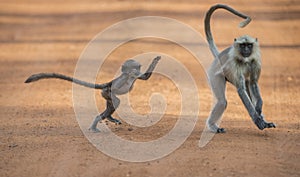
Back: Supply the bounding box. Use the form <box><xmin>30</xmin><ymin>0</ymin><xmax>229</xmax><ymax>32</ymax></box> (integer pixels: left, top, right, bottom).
<box><xmin>249</xmin><ymin>81</ymin><xmax>263</xmax><ymax>115</ymax></box>
<box><xmin>236</xmin><ymin>77</ymin><xmax>266</xmax><ymax>130</ymax></box>
<box><xmin>249</xmin><ymin>82</ymin><xmax>276</xmax><ymax>128</ymax></box>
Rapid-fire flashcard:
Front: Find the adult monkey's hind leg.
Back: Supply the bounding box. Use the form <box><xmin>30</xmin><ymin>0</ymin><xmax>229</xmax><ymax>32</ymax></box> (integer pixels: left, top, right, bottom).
<box><xmin>207</xmin><ymin>66</ymin><xmax>227</xmax><ymax>133</ymax></box>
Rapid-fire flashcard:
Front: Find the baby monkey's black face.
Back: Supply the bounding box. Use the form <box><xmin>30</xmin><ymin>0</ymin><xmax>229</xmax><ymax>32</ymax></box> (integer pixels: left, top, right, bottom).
<box><xmin>239</xmin><ymin>43</ymin><xmax>253</xmax><ymax>57</ymax></box>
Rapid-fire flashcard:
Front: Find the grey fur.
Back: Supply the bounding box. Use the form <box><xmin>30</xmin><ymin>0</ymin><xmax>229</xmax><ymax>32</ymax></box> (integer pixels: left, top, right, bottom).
<box><xmin>25</xmin><ymin>56</ymin><xmax>161</xmax><ymax>132</ymax></box>
<box><xmin>204</xmin><ymin>4</ymin><xmax>275</xmax><ymax>133</ymax></box>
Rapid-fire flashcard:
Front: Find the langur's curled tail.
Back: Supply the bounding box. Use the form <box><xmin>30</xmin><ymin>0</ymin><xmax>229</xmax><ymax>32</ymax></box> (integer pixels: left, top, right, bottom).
<box><xmin>204</xmin><ymin>4</ymin><xmax>252</xmax><ymax>58</ymax></box>
<box><xmin>25</xmin><ymin>73</ymin><xmax>111</xmax><ymax>89</ymax></box>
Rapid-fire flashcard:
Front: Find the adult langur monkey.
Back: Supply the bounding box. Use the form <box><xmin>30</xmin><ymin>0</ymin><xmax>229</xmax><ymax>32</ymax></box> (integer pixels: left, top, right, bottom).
<box><xmin>25</xmin><ymin>56</ymin><xmax>161</xmax><ymax>132</ymax></box>
<box><xmin>205</xmin><ymin>4</ymin><xmax>275</xmax><ymax>133</ymax></box>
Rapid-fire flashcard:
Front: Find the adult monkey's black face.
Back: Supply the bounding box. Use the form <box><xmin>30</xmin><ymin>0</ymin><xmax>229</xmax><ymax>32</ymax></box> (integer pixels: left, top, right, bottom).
<box><xmin>239</xmin><ymin>43</ymin><xmax>253</xmax><ymax>57</ymax></box>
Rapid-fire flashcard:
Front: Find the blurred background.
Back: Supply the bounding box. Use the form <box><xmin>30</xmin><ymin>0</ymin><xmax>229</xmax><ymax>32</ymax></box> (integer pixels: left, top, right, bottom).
<box><xmin>0</xmin><ymin>0</ymin><xmax>299</xmax><ymax>177</ymax></box>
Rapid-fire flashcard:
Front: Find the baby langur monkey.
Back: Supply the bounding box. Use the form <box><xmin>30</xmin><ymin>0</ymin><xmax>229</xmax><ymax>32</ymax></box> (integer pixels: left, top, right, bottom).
<box><xmin>205</xmin><ymin>4</ymin><xmax>275</xmax><ymax>133</ymax></box>
<box><xmin>25</xmin><ymin>56</ymin><xmax>161</xmax><ymax>132</ymax></box>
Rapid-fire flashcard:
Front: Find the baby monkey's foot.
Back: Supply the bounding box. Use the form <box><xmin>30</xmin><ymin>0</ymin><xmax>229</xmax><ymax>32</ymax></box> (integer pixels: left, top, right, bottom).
<box><xmin>107</xmin><ymin>116</ymin><xmax>122</xmax><ymax>125</ymax></box>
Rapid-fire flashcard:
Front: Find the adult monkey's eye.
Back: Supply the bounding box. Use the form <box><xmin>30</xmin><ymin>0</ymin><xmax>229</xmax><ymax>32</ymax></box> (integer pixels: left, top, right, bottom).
<box><xmin>248</xmin><ymin>43</ymin><xmax>253</xmax><ymax>48</ymax></box>
<box><xmin>240</xmin><ymin>44</ymin><xmax>245</xmax><ymax>48</ymax></box>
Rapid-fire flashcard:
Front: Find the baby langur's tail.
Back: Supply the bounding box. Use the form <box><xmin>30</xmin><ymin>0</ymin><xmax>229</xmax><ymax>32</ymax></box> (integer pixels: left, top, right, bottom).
<box><xmin>25</xmin><ymin>73</ymin><xmax>110</xmax><ymax>89</ymax></box>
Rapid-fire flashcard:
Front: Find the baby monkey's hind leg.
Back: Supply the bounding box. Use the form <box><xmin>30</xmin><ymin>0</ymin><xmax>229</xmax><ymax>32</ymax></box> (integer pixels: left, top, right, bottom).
<box><xmin>89</xmin><ymin>113</ymin><xmax>105</xmax><ymax>133</ymax></box>
<box><xmin>89</xmin><ymin>89</ymin><xmax>121</xmax><ymax>132</ymax></box>
<box><xmin>105</xmin><ymin>96</ymin><xmax>121</xmax><ymax>125</ymax></box>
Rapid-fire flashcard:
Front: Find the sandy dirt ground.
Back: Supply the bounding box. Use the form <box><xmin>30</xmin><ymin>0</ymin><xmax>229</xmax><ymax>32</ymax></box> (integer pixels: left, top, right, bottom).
<box><xmin>0</xmin><ymin>0</ymin><xmax>299</xmax><ymax>176</ymax></box>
